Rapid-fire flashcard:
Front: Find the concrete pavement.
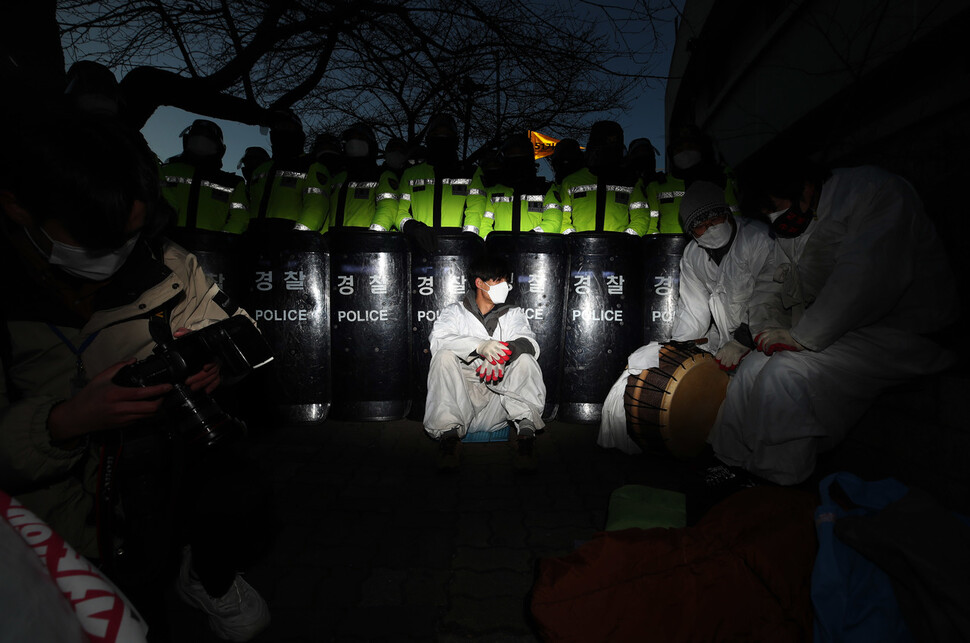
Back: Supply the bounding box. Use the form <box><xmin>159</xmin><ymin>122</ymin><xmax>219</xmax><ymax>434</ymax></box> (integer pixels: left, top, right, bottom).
<box><xmin>167</xmin><ymin>418</ymin><xmax>684</xmax><ymax>642</ymax></box>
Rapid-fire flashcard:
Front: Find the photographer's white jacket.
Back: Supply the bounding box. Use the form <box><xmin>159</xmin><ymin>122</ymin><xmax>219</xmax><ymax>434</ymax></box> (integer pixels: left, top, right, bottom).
<box><xmin>0</xmin><ymin>237</ymin><xmax>251</xmax><ymax>557</ymax></box>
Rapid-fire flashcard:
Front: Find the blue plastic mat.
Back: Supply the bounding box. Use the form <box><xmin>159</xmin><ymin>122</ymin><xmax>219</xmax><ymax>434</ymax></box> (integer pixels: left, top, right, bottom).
<box><xmin>461</xmin><ymin>425</ymin><xmax>510</xmax><ymax>443</ymax></box>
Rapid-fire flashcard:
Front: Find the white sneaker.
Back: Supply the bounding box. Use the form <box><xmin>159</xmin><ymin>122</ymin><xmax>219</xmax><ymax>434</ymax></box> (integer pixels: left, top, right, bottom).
<box><xmin>177</xmin><ymin>546</ymin><xmax>270</xmax><ymax>642</ymax></box>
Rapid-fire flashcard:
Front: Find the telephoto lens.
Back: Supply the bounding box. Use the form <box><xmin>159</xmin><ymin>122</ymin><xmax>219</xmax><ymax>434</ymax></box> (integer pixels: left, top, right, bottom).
<box><xmin>112</xmin><ymin>316</ymin><xmax>274</xmax><ymax>447</ymax></box>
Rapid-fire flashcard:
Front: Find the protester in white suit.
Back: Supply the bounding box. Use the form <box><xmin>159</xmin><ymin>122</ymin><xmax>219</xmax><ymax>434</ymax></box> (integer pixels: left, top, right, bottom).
<box><xmin>671</xmin><ymin>180</ymin><xmax>778</xmax><ymax>370</ymax></box>
<box><xmin>425</xmin><ymin>255</ymin><xmax>546</xmax><ymax>470</ymax></box>
<box><xmin>710</xmin><ymin>161</ymin><xmax>959</xmax><ymax>485</ymax></box>
<box><xmin>597</xmin><ymin>181</ymin><xmax>776</xmax><ymax>454</ymax></box>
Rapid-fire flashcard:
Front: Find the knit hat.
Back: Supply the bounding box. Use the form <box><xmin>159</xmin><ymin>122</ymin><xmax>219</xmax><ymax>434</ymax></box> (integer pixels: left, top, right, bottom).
<box><xmin>679</xmin><ymin>180</ymin><xmax>732</xmax><ymax>232</ymax></box>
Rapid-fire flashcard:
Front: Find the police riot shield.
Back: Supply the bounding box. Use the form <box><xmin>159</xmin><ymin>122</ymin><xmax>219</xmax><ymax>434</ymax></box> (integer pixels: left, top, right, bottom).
<box><xmin>408</xmin><ymin>233</ymin><xmax>485</xmax><ymax>421</ymax></box>
<box><xmin>641</xmin><ymin>234</ymin><xmax>688</xmax><ymax>343</ymax></box>
<box><xmin>485</xmin><ymin>232</ymin><xmax>567</xmax><ymax>421</ymax></box>
<box><xmin>166</xmin><ymin>228</ymin><xmax>246</xmax><ymax>303</ymax></box>
<box><xmin>325</xmin><ymin>229</ymin><xmax>411</xmax><ymax>421</ymax></box>
<box><xmin>241</xmin><ymin>223</ymin><xmax>330</xmax><ymax>424</ymax></box>
<box><xmin>560</xmin><ymin>232</ymin><xmax>644</xmax><ymax>424</ymax></box>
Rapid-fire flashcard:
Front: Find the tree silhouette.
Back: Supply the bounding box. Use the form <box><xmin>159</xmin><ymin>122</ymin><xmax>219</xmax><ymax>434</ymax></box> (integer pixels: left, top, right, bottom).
<box><xmin>38</xmin><ymin>0</ymin><xmax>676</xmax><ymax>149</ymax></box>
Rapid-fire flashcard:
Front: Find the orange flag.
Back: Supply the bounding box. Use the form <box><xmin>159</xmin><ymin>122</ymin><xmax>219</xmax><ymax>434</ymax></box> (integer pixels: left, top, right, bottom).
<box><xmin>529</xmin><ymin>130</ymin><xmax>560</xmax><ymax>160</ymax></box>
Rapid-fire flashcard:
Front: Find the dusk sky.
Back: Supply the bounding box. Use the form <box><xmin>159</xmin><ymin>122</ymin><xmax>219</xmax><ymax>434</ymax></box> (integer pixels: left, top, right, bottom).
<box><xmin>139</xmin><ymin>11</ymin><xmax>678</xmax><ymax>178</ymax></box>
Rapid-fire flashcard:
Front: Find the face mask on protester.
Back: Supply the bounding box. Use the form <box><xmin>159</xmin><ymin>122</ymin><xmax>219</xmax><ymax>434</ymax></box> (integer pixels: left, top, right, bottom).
<box><xmin>344</xmin><ymin>140</ymin><xmax>369</xmax><ymax>158</ymax></box>
<box><xmin>27</xmin><ymin>227</ymin><xmax>139</xmax><ymax>281</ymax></box>
<box><xmin>695</xmin><ymin>221</ymin><xmax>732</xmax><ymax>249</ymax></box>
<box><xmin>484</xmin><ymin>281</ymin><xmax>511</xmax><ymax>304</ymax></box>
<box><xmin>673</xmin><ymin>149</ymin><xmax>702</xmax><ymax>170</ymax></box>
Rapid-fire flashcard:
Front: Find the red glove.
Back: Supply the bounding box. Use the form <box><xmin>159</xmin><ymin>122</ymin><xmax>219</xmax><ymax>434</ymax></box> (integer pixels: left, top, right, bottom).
<box><xmin>475</xmin><ymin>361</ymin><xmax>504</xmax><ymax>383</ymax></box>
<box><xmin>755</xmin><ymin>328</ymin><xmax>805</xmax><ymax>356</ymax></box>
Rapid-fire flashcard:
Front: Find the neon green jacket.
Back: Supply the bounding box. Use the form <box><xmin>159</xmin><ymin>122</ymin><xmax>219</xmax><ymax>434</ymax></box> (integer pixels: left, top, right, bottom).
<box><xmin>479</xmin><ymin>179</ymin><xmax>563</xmax><ymax>237</ymax></box>
<box><xmin>249</xmin><ymin>156</ymin><xmax>331</xmax><ymax>231</ymax></box>
<box><xmin>395</xmin><ymin>162</ymin><xmax>485</xmax><ymax>233</ymax></box>
<box><xmin>559</xmin><ymin>167</ymin><xmax>649</xmax><ymax>235</ymax></box>
<box><xmin>644</xmin><ymin>169</ymin><xmax>740</xmax><ymax>234</ymax></box>
<box><xmin>320</xmin><ymin>169</ymin><xmax>401</xmax><ymax>234</ymax></box>
<box><xmin>160</xmin><ymin>161</ymin><xmax>250</xmax><ymax>234</ymax></box>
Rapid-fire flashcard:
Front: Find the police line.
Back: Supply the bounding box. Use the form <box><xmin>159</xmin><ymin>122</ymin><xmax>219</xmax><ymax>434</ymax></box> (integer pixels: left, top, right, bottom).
<box><xmin>171</xmin><ymin>228</ymin><xmax>688</xmax><ymax>426</ymax></box>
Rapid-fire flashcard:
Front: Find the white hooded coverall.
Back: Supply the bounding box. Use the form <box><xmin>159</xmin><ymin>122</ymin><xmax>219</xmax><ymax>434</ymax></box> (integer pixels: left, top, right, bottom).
<box><xmin>424</xmin><ymin>294</ymin><xmax>546</xmax><ymax>439</ymax></box>
<box><xmin>710</xmin><ymin>166</ymin><xmax>959</xmax><ymax>484</ymax></box>
<box><xmin>671</xmin><ymin>217</ymin><xmax>777</xmax><ymax>352</ymax></box>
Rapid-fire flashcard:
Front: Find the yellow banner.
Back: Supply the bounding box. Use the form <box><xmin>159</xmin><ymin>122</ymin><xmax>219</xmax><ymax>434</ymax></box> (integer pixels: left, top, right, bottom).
<box><xmin>529</xmin><ymin>130</ymin><xmax>560</xmax><ymax>160</ymax></box>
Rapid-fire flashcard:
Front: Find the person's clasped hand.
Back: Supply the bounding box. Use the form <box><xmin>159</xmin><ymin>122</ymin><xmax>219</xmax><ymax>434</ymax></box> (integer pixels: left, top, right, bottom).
<box><xmin>476</xmin><ymin>339</ymin><xmax>511</xmax><ymax>365</ymax></box>
<box><xmin>755</xmin><ymin>328</ymin><xmax>805</xmax><ymax>356</ymax></box>
<box><xmin>714</xmin><ymin>339</ymin><xmax>750</xmax><ymax>371</ymax></box>
<box><xmin>475</xmin><ymin>361</ymin><xmax>504</xmax><ymax>384</ymax></box>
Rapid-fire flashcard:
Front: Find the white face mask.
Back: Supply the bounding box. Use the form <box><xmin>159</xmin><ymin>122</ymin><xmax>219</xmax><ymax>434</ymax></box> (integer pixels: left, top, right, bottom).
<box><xmin>673</xmin><ymin>150</ymin><xmax>702</xmax><ymax>170</ymax></box>
<box><xmin>484</xmin><ymin>281</ymin><xmax>511</xmax><ymax>304</ymax></box>
<box><xmin>28</xmin><ymin>228</ymin><xmax>139</xmax><ymax>281</ymax></box>
<box><xmin>345</xmin><ymin>140</ymin><xmax>369</xmax><ymax>158</ymax></box>
<box><xmin>695</xmin><ymin>221</ymin><xmax>732</xmax><ymax>249</ymax></box>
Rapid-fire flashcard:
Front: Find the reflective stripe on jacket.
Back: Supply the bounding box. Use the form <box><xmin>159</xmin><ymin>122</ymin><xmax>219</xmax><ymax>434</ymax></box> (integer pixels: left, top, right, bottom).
<box><xmin>558</xmin><ymin>167</ymin><xmax>648</xmax><ymax>235</ymax></box>
<box><xmin>161</xmin><ymin>161</ymin><xmax>250</xmax><ymax>234</ymax></box>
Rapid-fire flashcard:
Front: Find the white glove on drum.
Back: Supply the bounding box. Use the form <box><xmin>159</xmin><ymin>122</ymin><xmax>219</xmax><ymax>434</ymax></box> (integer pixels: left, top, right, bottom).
<box><xmin>714</xmin><ymin>339</ymin><xmax>750</xmax><ymax>371</ymax></box>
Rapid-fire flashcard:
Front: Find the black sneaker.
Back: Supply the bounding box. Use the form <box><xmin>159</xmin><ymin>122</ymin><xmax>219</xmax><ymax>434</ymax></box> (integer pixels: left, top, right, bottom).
<box><xmin>437</xmin><ymin>433</ymin><xmax>461</xmax><ymax>472</ymax></box>
<box><xmin>513</xmin><ymin>431</ymin><xmax>538</xmax><ymax>473</ymax></box>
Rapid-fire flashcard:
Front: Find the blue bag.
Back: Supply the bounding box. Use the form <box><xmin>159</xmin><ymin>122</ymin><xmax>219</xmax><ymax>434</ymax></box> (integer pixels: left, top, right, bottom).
<box><xmin>811</xmin><ymin>472</ymin><xmax>915</xmax><ymax>643</ymax></box>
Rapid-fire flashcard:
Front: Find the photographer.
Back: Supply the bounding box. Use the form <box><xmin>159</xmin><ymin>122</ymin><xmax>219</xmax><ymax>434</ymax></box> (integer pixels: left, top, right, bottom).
<box><xmin>0</xmin><ymin>108</ymin><xmax>270</xmax><ymax>642</ymax></box>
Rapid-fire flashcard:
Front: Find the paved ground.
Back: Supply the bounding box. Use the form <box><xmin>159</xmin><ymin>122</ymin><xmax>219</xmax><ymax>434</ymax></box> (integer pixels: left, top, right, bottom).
<box><xmin>165</xmin><ymin>417</ymin><xmax>687</xmax><ymax>642</ymax></box>
<box><xmin>155</xmin><ymin>371</ymin><xmax>970</xmax><ymax>642</ymax></box>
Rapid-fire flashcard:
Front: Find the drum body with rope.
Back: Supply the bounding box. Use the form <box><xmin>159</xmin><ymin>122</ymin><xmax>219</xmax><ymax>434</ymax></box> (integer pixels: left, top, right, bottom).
<box><xmin>624</xmin><ymin>343</ymin><xmax>729</xmax><ymax>458</ymax></box>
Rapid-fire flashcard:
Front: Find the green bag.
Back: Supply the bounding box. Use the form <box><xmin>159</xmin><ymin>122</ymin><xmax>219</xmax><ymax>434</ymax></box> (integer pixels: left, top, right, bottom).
<box><xmin>605</xmin><ymin>485</ymin><xmax>686</xmax><ymax>531</ymax></box>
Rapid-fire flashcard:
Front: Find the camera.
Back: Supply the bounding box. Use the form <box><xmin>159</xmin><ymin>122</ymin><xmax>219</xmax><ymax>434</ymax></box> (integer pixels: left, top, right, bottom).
<box><xmin>113</xmin><ymin>316</ymin><xmax>274</xmax><ymax>447</ymax></box>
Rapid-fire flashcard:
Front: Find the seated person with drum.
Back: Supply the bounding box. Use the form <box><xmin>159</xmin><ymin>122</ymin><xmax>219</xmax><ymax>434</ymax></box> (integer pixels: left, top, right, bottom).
<box><xmin>601</xmin><ymin>182</ymin><xmax>777</xmax><ymax>459</ymax></box>
<box><xmin>709</xmin><ymin>157</ymin><xmax>959</xmax><ymax>487</ymax></box>
<box><xmin>424</xmin><ymin>255</ymin><xmax>546</xmax><ymax>471</ymax></box>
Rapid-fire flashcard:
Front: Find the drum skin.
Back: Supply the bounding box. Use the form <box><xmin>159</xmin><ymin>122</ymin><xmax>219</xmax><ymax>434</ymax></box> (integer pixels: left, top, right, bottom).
<box><xmin>624</xmin><ymin>344</ymin><xmax>729</xmax><ymax>458</ymax></box>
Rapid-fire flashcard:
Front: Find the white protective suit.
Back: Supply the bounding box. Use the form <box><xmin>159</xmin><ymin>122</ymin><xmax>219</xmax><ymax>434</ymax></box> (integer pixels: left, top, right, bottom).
<box><xmin>425</xmin><ymin>293</ymin><xmax>545</xmax><ymax>439</ymax></box>
<box><xmin>711</xmin><ymin>166</ymin><xmax>959</xmax><ymax>484</ymax></box>
<box><xmin>671</xmin><ymin>217</ymin><xmax>777</xmax><ymax>352</ymax></box>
